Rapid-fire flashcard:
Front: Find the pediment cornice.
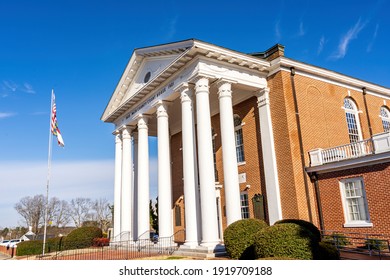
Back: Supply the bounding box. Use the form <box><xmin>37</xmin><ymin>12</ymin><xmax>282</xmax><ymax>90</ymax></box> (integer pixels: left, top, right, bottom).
<box><xmin>101</xmin><ymin>39</ymin><xmax>271</xmax><ymax>123</ymax></box>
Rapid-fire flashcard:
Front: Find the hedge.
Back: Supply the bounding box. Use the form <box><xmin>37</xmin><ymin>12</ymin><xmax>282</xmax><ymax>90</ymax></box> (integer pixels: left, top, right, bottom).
<box><xmin>253</xmin><ymin>223</ymin><xmax>319</xmax><ymax>260</ymax></box>
<box><xmin>224</xmin><ymin>219</ymin><xmax>268</xmax><ymax>260</ymax></box>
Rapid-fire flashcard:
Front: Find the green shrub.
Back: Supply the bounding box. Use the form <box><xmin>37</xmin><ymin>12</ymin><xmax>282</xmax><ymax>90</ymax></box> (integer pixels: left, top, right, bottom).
<box><xmin>322</xmin><ymin>232</ymin><xmax>350</xmax><ymax>247</ymax></box>
<box><xmin>316</xmin><ymin>241</ymin><xmax>340</xmax><ymax>260</ymax></box>
<box><xmin>16</xmin><ymin>237</ymin><xmax>62</xmax><ymax>256</ymax></box>
<box><xmin>365</xmin><ymin>238</ymin><xmax>388</xmax><ymax>251</ymax></box>
<box><xmin>224</xmin><ymin>219</ymin><xmax>268</xmax><ymax>260</ymax></box>
<box><xmin>63</xmin><ymin>227</ymin><xmax>103</xmax><ymax>250</ymax></box>
<box><xmin>274</xmin><ymin>219</ymin><xmax>321</xmax><ymax>243</ymax></box>
<box><xmin>253</xmin><ymin>223</ymin><xmax>319</xmax><ymax>260</ymax></box>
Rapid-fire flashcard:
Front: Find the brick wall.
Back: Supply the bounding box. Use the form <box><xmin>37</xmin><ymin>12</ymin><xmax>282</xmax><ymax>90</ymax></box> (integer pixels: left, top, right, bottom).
<box><xmin>317</xmin><ymin>162</ymin><xmax>390</xmax><ymax>236</ymax></box>
<box><xmin>268</xmin><ymin>69</ymin><xmax>390</xmax><ymax>228</ymax></box>
<box><xmin>169</xmin><ymin>67</ymin><xmax>390</xmax><ymax>235</ymax></box>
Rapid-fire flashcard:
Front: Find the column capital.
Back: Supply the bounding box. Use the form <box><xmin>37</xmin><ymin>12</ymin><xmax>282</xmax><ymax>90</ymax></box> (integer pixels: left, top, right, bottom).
<box><xmin>152</xmin><ymin>100</ymin><xmax>172</xmax><ymax>118</ymax></box>
<box><xmin>174</xmin><ymin>82</ymin><xmax>190</xmax><ymax>94</ymax></box>
<box><xmin>178</xmin><ymin>83</ymin><xmax>195</xmax><ymax>104</ymax></box>
<box><xmin>136</xmin><ymin>114</ymin><xmax>150</xmax><ymax>130</ymax></box>
<box><xmin>191</xmin><ymin>76</ymin><xmax>210</xmax><ymax>94</ymax></box>
<box><xmin>216</xmin><ymin>79</ymin><xmax>235</xmax><ymax>99</ymax></box>
<box><xmin>114</xmin><ymin>132</ymin><xmax>122</xmax><ymax>143</ymax></box>
<box><xmin>255</xmin><ymin>87</ymin><xmax>270</xmax><ymax>108</ymax></box>
<box><xmin>120</xmin><ymin>125</ymin><xmax>135</xmax><ymax>139</ymax></box>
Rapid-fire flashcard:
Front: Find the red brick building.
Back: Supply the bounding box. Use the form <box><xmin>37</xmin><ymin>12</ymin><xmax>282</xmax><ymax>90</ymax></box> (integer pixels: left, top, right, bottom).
<box><xmin>102</xmin><ymin>39</ymin><xmax>390</xmax><ymax>253</ymax></box>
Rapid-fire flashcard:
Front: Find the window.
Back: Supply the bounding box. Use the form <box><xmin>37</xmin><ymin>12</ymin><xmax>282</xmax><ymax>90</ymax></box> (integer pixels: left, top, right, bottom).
<box><xmin>380</xmin><ymin>106</ymin><xmax>390</xmax><ymax>132</ymax></box>
<box><xmin>175</xmin><ymin>205</ymin><xmax>181</xmax><ymax>226</ymax></box>
<box><xmin>240</xmin><ymin>192</ymin><xmax>249</xmax><ymax>219</ymax></box>
<box><xmin>212</xmin><ymin>128</ymin><xmax>218</xmax><ymax>181</ymax></box>
<box><xmin>339</xmin><ymin>178</ymin><xmax>372</xmax><ymax>227</ymax></box>
<box><xmin>343</xmin><ymin>98</ymin><xmax>362</xmax><ymax>143</ymax></box>
<box><xmin>234</xmin><ymin>115</ymin><xmax>245</xmax><ymax>163</ymax></box>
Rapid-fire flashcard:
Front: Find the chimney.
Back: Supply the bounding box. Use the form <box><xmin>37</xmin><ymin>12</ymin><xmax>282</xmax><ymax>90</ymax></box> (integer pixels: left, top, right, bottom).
<box><xmin>249</xmin><ymin>44</ymin><xmax>285</xmax><ymax>61</ymax></box>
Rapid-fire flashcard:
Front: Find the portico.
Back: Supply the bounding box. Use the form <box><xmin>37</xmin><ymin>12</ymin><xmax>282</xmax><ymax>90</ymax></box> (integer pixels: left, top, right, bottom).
<box><xmin>101</xmin><ymin>39</ymin><xmax>283</xmax><ymax>251</ymax></box>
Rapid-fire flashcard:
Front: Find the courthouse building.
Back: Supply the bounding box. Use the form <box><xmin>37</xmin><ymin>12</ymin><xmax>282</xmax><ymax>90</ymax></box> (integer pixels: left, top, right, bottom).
<box><xmin>101</xmin><ymin>39</ymin><xmax>390</xmax><ymax>250</ymax></box>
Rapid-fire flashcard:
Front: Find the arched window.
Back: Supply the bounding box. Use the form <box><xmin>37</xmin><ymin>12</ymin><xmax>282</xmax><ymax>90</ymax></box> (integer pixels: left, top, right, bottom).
<box><xmin>234</xmin><ymin>115</ymin><xmax>245</xmax><ymax>163</ymax></box>
<box><xmin>343</xmin><ymin>98</ymin><xmax>362</xmax><ymax>143</ymax></box>
<box><xmin>380</xmin><ymin>106</ymin><xmax>390</xmax><ymax>132</ymax></box>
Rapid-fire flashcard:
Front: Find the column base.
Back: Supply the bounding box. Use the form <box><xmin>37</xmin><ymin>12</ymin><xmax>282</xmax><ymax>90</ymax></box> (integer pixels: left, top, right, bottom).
<box><xmin>174</xmin><ymin>243</ymin><xmax>226</xmax><ymax>259</ymax></box>
<box><xmin>182</xmin><ymin>241</ymin><xmax>199</xmax><ymax>249</ymax></box>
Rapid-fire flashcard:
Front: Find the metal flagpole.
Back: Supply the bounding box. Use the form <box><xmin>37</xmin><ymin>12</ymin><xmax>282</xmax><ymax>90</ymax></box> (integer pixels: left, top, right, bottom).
<box><xmin>42</xmin><ymin>89</ymin><xmax>54</xmax><ymax>256</ymax></box>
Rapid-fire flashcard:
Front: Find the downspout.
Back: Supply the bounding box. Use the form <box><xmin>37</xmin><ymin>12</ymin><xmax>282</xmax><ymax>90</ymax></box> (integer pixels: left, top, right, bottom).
<box><xmin>290</xmin><ymin>67</ymin><xmax>313</xmax><ymax>222</ymax></box>
<box><xmin>310</xmin><ymin>173</ymin><xmax>324</xmax><ymax>231</ymax></box>
<box><xmin>362</xmin><ymin>87</ymin><xmax>375</xmax><ymax>154</ymax></box>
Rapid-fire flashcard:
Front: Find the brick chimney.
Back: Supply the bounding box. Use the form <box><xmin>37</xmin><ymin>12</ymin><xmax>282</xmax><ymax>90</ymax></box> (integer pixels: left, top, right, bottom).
<box><xmin>249</xmin><ymin>44</ymin><xmax>285</xmax><ymax>61</ymax></box>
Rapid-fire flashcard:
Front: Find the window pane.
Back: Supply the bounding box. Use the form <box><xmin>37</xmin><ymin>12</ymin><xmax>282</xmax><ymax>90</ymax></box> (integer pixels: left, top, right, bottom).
<box><xmin>240</xmin><ymin>193</ymin><xmax>249</xmax><ymax>219</ymax></box>
<box><xmin>381</xmin><ymin>107</ymin><xmax>390</xmax><ymax>132</ymax></box>
<box><xmin>235</xmin><ymin>128</ymin><xmax>245</xmax><ymax>162</ymax></box>
<box><xmin>344</xmin><ymin>98</ymin><xmax>361</xmax><ymax>143</ymax></box>
<box><xmin>342</xmin><ymin>178</ymin><xmax>369</xmax><ymax>223</ymax></box>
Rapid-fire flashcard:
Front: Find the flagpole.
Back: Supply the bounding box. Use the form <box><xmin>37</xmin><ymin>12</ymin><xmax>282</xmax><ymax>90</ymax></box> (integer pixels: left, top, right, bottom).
<box><xmin>42</xmin><ymin>89</ymin><xmax>54</xmax><ymax>256</ymax></box>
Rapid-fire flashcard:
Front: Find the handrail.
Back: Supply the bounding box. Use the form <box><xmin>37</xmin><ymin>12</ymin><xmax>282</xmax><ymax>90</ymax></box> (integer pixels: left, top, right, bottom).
<box><xmin>321</xmin><ymin>139</ymin><xmax>373</xmax><ymax>164</ymax></box>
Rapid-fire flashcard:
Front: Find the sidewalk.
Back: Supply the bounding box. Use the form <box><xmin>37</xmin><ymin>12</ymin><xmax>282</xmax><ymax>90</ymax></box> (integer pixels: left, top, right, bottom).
<box><xmin>0</xmin><ymin>252</ymin><xmax>12</xmax><ymax>260</ymax></box>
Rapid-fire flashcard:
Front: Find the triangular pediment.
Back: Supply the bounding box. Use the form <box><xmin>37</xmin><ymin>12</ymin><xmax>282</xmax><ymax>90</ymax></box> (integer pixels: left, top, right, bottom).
<box><xmin>124</xmin><ymin>54</ymin><xmax>178</xmax><ymax>100</ymax></box>
<box><xmin>101</xmin><ymin>40</ymin><xmax>194</xmax><ymax>122</ymax></box>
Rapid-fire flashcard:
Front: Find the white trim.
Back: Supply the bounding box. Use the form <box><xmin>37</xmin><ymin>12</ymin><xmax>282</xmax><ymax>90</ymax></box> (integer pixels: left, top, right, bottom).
<box><xmin>339</xmin><ymin>177</ymin><xmax>372</xmax><ymax>227</ymax></box>
<box><xmin>270</xmin><ymin>57</ymin><xmax>390</xmax><ymax>100</ymax></box>
<box><xmin>343</xmin><ymin>222</ymin><xmax>373</xmax><ymax>228</ymax></box>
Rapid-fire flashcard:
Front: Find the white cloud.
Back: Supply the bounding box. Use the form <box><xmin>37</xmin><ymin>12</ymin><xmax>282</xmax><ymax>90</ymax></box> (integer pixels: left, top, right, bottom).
<box><xmin>332</xmin><ymin>18</ymin><xmax>367</xmax><ymax>59</ymax></box>
<box><xmin>1</xmin><ymin>80</ymin><xmax>36</xmax><ymax>96</ymax></box>
<box><xmin>0</xmin><ymin>158</ymin><xmax>159</xmax><ymax>228</ymax></box>
<box><xmin>21</xmin><ymin>83</ymin><xmax>36</xmax><ymax>94</ymax></box>
<box><xmin>298</xmin><ymin>21</ymin><xmax>305</xmax><ymax>36</ymax></box>
<box><xmin>163</xmin><ymin>16</ymin><xmax>178</xmax><ymax>41</ymax></box>
<box><xmin>317</xmin><ymin>35</ymin><xmax>326</xmax><ymax>55</ymax></box>
<box><xmin>274</xmin><ymin>20</ymin><xmax>282</xmax><ymax>41</ymax></box>
<box><xmin>3</xmin><ymin>80</ymin><xmax>17</xmax><ymax>92</ymax></box>
<box><xmin>0</xmin><ymin>112</ymin><xmax>16</xmax><ymax>119</ymax></box>
<box><xmin>367</xmin><ymin>23</ymin><xmax>379</xmax><ymax>53</ymax></box>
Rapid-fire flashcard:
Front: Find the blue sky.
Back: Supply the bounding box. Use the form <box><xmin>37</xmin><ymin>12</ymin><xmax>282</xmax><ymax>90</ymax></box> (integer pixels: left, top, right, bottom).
<box><xmin>1</xmin><ymin>0</ymin><xmax>389</xmax><ymax>228</ymax></box>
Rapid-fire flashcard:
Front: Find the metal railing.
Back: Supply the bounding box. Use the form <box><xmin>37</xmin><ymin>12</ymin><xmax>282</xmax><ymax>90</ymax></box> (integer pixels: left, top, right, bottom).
<box><xmin>23</xmin><ymin>230</ymin><xmax>185</xmax><ymax>260</ymax></box>
<box><xmin>322</xmin><ymin>230</ymin><xmax>390</xmax><ymax>260</ymax></box>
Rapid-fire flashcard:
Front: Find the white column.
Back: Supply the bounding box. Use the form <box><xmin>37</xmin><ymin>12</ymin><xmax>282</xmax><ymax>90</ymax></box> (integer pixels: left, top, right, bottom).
<box><xmin>132</xmin><ymin>132</ymin><xmax>139</xmax><ymax>240</ymax></box>
<box><xmin>179</xmin><ymin>84</ymin><xmax>200</xmax><ymax>248</ymax></box>
<box><xmin>256</xmin><ymin>87</ymin><xmax>282</xmax><ymax>224</ymax></box>
<box><xmin>137</xmin><ymin>115</ymin><xmax>150</xmax><ymax>239</ymax></box>
<box><xmin>217</xmin><ymin>80</ymin><xmax>242</xmax><ymax>225</ymax></box>
<box><xmin>154</xmin><ymin>100</ymin><xmax>173</xmax><ymax>240</ymax></box>
<box><xmin>113</xmin><ymin>131</ymin><xmax>122</xmax><ymax>241</ymax></box>
<box><xmin>194</xmin><ymin>76</ymin><xmax>220</xmax><ymax>248</ymax></box>
<box><xmin>121</xmin><ymin>126</ymin><xmax>133</xmax><ymax>240</ymax></box>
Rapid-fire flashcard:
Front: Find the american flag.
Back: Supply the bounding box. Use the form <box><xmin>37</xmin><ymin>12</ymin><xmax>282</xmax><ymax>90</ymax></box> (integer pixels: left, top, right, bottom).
<box><xmin>51</xmin><ymin>91</ymin><xmax>65</xmax><ymax>147</ymax></box>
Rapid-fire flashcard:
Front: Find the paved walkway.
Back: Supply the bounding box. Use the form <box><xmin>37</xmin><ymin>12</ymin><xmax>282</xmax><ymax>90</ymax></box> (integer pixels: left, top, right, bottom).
<box><xmin>0</xmin><ymin>252</ymin><xmax>11</xmax><ymax>260</ymax></box>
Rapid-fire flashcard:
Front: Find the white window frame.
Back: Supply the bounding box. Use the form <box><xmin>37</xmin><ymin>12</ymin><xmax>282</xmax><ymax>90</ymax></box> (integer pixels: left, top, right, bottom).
<box><xmin>343</xmin><ymin>98</ymin><xmax>363</xmax><ymax>143</ymax></box>
<box><xmin>339</xmin><ymin>177</ymin><xmax>372</xmax><ymax>228</ymax></box>
<box><xmin>380</xmin><ymin>106</ymin><xmax>390</xmax><ymax>132</ymax></box>
<box><xmin>234</xmin><ymin>115</ymin><xmax>246</xmax><ymax>165</ymax></box>
<box><xmin>240</xmin><ymin>191</ymin><xmax>250</xmax><ymax>219</ymax></box>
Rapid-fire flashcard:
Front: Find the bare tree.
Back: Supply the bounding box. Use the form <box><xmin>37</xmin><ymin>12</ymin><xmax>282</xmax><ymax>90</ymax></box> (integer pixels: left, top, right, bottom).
<box><xmin>69</xmin><ymin>198</ymin><xmax>92</xmax><ymax>227</ymax></box>
<box><xmin>47</xmin><ymin>197</ymin><xmax>71</xmax><ymax>227</ymax></box>
<box><xmin>92</xmin><ymin>198</ymin><xmax>112</xmax><ymax>232</ymax></box>
<box><xmin>14</xmin><ymin>195</ymin><xmax>45</xmax><ymax>233</ymax></box>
